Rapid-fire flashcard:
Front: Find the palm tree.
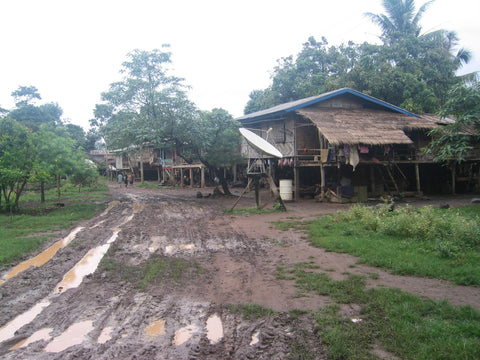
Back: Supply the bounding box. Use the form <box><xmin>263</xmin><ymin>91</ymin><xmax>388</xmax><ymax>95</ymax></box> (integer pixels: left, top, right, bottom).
<box><xmin>365</xmin><ymin>0</ymin><xmax>435</xmax><ymax>42</ymax></box>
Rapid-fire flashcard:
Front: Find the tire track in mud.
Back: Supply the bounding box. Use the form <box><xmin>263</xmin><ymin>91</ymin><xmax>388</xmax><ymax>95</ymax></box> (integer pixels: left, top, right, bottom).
<box><xmin>0</xmin><ymin>191</ymin><xmax>325</xmax><ymax>359</ymax></box>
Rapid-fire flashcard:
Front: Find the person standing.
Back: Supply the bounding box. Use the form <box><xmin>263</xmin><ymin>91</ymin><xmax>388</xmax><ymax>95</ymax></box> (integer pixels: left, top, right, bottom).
<box><xmin>129</xmin><ymin>173</ymin><xmax>134</xmax><ymax>187</ymax></box>
<box><xmin>124</xmin><ymin>174</ymin><xmax>128</xmax><ymax>188</ymax></box>
<box><xmin>117</xmin><ymin>173</ymin><xmax>123</xmax><ymax>188</ymax></box>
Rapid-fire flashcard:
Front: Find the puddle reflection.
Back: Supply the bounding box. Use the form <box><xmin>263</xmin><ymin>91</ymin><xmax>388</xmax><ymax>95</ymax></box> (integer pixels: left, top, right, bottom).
<box><xmin>206</xmin><ymin>314</ymin><xmax>223</xmax><ymax>344</ymax></box>
<box><xmin>0</xmin><ymin>299</ymin><xmax>51</xmax><ymax>343</ymax></box>
<box><xmin>1</xmin><ymin>227</ymin><xmax>84</xmax><ymax>283</ymax></box>
<box><xmin>144</xmin><ymin>320</ymin><xmax>166</xmax><ymax>337</ymax></box>
<box><xmin>174</xmin><ymin>324</ymin><xmax>200</xmax><ymax>346</ymax></box>
<box><xmin>9</xmin><ymin>327</ymin><xmax>52</xmax><ymax>350</ymax></box>
<box><xmin>44</xmin><ymin>320</ymin><xmax>93</xmax><ymax>353</ymax></box>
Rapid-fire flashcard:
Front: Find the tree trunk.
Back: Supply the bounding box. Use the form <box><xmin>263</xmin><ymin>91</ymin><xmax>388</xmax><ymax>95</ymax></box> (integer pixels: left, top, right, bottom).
<box><xmin>140</xmin><ymin>146</ymin><xmax>144</xmax><ymax>184</ymax></box>
<box><xmin>56</xmin><ymin>174</ymin><xmax>61</xmax><ymax>202</ymax></box>
<box><xmin>41</xmin><ymin>182</ymin><xmax>45</xmax><ymax>203</ymax></box>
<box><xmin>217</xmin><ymin>168</ymin><xmax>231</xmax><ymax>195</ymax></box>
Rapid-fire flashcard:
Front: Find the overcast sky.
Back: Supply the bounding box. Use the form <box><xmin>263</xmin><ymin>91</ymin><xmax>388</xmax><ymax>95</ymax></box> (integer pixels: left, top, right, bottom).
<box><xmin>1</xmin><ymin>0</ymin><xmax>479</xmax><ymax>129</ymax></box>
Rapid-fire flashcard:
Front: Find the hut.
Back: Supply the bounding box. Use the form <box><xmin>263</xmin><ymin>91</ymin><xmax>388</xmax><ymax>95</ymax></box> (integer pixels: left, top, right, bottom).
<box><xmin>237</xmin><ymin>88</ymin><xmax>480</xmax><ymax>201</ymax></box>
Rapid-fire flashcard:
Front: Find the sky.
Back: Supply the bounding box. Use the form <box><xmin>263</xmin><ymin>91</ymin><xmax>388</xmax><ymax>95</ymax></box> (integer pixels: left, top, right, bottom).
<box><xmin>1</xmin><ymin>0</ymin><xmax>479</xmax><ymax>130</ymax></box>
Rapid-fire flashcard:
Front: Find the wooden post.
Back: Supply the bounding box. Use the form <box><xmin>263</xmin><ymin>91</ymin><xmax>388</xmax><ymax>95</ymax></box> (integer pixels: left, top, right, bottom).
<box><xmin>415</xmin><ymin>163</ymin><xmax>421</xmax><ymax>195</ymax></box>
<box><xmin>320</xmin><ymin>164</ymin><xmax>325</xmax><ymax>200</ymax></box>
<box><xmin>180</xmin><ymin>168</ymin><xmax>184</xmax><ymax>186</ymax></box>
<box><xmin>201</xmin><ymin>166</ymin><xmax>205</xmax><ymax>188</ymax></box>
<box><xmin>370</xmin><ymin>165</ymin><xmax>376</xmax><ymax>195</ymax></box>
<box><xmin>189</xmin><ymin>168</ymin><xmax>193</xmax><ymax>188</ymax></box>
<box><xmin>233</xmin><ymin>164</ymin><xmax>237</xmax><ymax>183</ymax></box>
<box><xmin>254</xmin><ymin>175</ymin><xmax>260</xmax><ymax>208</ymax></box>
<box><xmin>157</xmin><ymin>167</ymin><xmax>161</xmax><ymax>183</ymax></box>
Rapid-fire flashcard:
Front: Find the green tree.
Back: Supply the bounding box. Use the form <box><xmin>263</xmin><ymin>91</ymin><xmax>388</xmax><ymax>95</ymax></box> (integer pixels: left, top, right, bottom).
<box><xmin>0</xmin><ymin>119</ymin><xmax>36</xmax><ymax>212</ymax></box>
<box><xmin>96</xmin><ymin>47</ymin><xmax>194</xmax><ymax>183</ymax></box>
<box><xmin>11</xmin><ymin>85</ymin><xmax>41</xmax><ymax>107</ymax></box>
<box><xmin>177</xmin><ymin>108</ymin><xmax>242</xmax><ymax>195</ymax></box>
<box><xmin>425</xmin><ymin>83</ymin><xmax>480</xmax><ymax>163</ymax></box>
<box><xmin>365</xmin><ymin>0</ymin><xmax>434</xmax><ymax>42</ymax></box>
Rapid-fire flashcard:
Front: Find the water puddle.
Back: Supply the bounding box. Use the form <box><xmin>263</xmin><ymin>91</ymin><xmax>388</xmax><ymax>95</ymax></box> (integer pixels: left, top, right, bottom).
<box><xmin>89</xmin><ymin>220</ymin><xmax>105</xmax><ymax>229</ymax></box>
<box><xmin>206</xmin><ymin>314</ymin><xmax>223</xmax><ymax>344</ymax></box>
<box><xmin>164</xmin><ymin>243</ymin><xmax>195</xmax><ymax>255</ymax></box>
<box><xmin>101</xmin><ymin>201</ymin><xmax>120</xmax><ymax>216</ymax></box>
<box><xmin>133</xmin><ymin>203</ymin><xmax>146</xmax><ymax>213</ymax></box>
<box><xmin>97</xmin><ymin>326</ymin><xmax>114</xmax><ymax>344</ymax></box>
<box><xmin>165</xmin><ymin>245</ymin><xmax>176</xmax><ymax>255</ymax></box>
<box><xmin>44</xmin><ymin>320</ymin><xmax>94</xmax><ymax>353</ymax></box>
<box><xmin>148</xmin><ymin>236</ymin><xmax>166</xmax><ymax>253</ymax></box>
<box><xmin>144</xmin><ymin>320</ymin><xmax>166</xmax><ymax>337</ymax></box>
<box><xmin>10</xmin><ymin>327</ymin><xmax>52</xmax><ymax>350</ymax></box>
<box><xmin>173</xmin><ymin>324</ymin><xmax>200</xmax><ymax>346</ymax></box>
<box><xmin>56</xmin><ymin>243</ymin><xmax>110</xmax><ymax>293</ymax></box>
<box><xmin>1</xmin><ymin>227</ymin><xmax>84</xmax><ymax>283</ymax></box>
<box><xmin>250</xmin><ymin>331</ymin><xmax>260</xmax><ymax>346</ymax></box>
<box><xmin>0</xmin><ymin>299</ymin><xmax>51</xmax><ymax>343</ymax></box>
<box><xmin>56</xmin><ymin>229</ymin><xmax>120</xmax><ymax>294</ymax></box>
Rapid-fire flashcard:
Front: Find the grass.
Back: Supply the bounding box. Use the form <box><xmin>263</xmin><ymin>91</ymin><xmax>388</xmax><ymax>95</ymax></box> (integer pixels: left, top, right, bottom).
<box><xmin>227</xmin><ymin>303</ymin><xmax>276</xmax><ymax>319</ymax></box>
<box><xmin>0</xmin><ymin>180</ymin><xmax>110</xmax><ymax>267</ymax></box>
<box><xmin>280</xmin><ymin>265</ymin><xmax>480</xmax><ymax>360</ymax></box>
<box><xmin>101</xmin><ymin>255</ymin><xmax>206</xmax><ymax>290</ymax></box>
<box><xmin>304</xmin><ymin>204</ymin><xmax>480</xmax><ymax>286</ymax></box>
<box><xmin>225</xmin><ymin>203</ymin><xmax>286</xmax><ymax>215</ymax></box>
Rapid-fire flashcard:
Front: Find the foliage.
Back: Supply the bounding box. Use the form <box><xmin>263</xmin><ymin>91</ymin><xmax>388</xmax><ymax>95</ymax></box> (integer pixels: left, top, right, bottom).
<box><xmin>244</xmin><ymin>0</ymin><xmax>471</xmax><ymax>115</ymax></box>
<box><xmin>0</xmin><ymin>118</ymin><xmax>36</xmax><ymax>212</ymax></box>
<box><xmin>0</xmin><ymin>180</ymin><xmax>109</xmax><ymax>266</ymax></box>
<box><xmin>425</xmin><ymin>83</ymin><xmax>480</xmax><ymax>162</ymax></box>
<box><xmin>177</xmin><ymin>108</ymin><xmax>242</xmax><ymax>194</ymax></box>
<box><xmin>277</xmin><ymin>261</ymin><xmax>480</xmax><ymax>360</ymax></box>
<box><xmin>301</xmin><ymin>204</ymin><xmax>480</xmax><ymax>285</ymax></box>
<box><xmin>1</xmin><ymin>86</ymin><xmax>97</xmax><ymax>210</ymax></box>
<box><xmin>365</xmin><ymin>0</ymin><xmax>434</xmax><ymax>42</ymax></box>
<box><xmin>96</xmin><ymin>47</ymin><xmax>196</xmax><ymax>183</ymax></box>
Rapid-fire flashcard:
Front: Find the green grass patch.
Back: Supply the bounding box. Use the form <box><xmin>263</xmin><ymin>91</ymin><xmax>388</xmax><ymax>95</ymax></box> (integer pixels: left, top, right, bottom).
<box><xmin>283</xmin><ymin>267</ymin><xmax>480</xmax><ymax>359</ymax></box>
<box><xmin>0</xmin><ymin>181</ymin><xmax>110</xmax><ymax>267</ymax></box>
<box><xmin>101</xmin><ymin>255</ymin><xmax>206</xmax><ymax>290</ymax></box>
<box><xmin>225</xmin><ymin>204</ymin><xmax>285</xmax><ymax>215</ymax></box>
<box><xmin>227</xmin><ymin>303</ymin><xmax>276</xmax><ymax>319</ymax></box>
<box><xmin>307</xmin><ymin>204</ymin><xmax>480</xmax><ymax>285</ymax></box>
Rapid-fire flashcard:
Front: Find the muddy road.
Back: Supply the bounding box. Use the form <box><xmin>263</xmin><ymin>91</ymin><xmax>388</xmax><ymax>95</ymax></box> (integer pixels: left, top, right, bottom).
<box><xmin>0</xmin><ymin>185</ymin><xmax>478</xmax><ymax>359</ymax></box>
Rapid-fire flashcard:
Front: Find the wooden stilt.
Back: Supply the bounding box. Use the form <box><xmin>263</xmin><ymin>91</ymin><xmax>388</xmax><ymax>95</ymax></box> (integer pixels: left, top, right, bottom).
<box><xmin>415</xmin><ymin>163</ymin><xmax>421</xmax><ymax>195</ymax></box>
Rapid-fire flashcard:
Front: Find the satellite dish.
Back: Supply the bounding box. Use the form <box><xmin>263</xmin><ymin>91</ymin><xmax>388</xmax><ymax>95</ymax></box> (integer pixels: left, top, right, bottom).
<box><xmin>239</xmin><ymin>128</ymin><xmax>283</xmax><ymax>158</ymax></box>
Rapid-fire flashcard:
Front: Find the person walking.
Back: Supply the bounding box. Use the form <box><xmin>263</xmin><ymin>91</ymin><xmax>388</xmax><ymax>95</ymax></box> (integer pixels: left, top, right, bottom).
<box><xmin>129</xmin><ymin>173</ymin><xmax>134</xmax><ymax>187</ymax></box>
<box><xmin>124</xmin><ymin>174</ymin><xmax>129</xmax><ymax>188</ymax></box>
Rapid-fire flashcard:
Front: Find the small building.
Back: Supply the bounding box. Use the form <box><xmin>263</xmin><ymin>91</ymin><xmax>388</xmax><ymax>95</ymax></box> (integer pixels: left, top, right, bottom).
<box><xmin>237</xmin><ymin>88</ymin><xmax>480</xmax><ymax>201</ymax></box>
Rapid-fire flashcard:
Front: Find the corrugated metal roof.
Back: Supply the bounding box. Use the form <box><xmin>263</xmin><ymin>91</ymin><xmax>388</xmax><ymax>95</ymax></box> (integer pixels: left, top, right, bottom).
<box><xmin>237</xmin><ymin>88</ymin><xmax>421</xmax><ymax>123</ymax></box>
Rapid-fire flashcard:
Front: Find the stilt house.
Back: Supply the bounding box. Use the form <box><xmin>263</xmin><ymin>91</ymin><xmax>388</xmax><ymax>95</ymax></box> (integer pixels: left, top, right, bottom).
<box><xmin>237</xmin><ymin>88</ymin><xmax>480</xmax><ymax>201</ymax></box>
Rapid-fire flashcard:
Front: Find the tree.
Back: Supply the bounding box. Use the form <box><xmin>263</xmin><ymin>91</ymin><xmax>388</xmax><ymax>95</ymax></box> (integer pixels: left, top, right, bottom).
<box><xmin>365</xmin><ymin>0</ymin><xmax>434</xmax><ymax>42</ymax></box>
<box><xmin>176</xmin><ymin>108</ymin><xmax>242</xmax><ymax>195</ymax></box>
<box><xmin>0</xmin><ymin>119</ymin><xmax>36</xmax><ymax>212</ymax></box>
<box><xmin>96</xmin><ymin>47</ymin><xmax>194</xmax><ymax>183</ymax></box>
<box><xmin>11</xmin><ymin>85</ymin><xmax>41</xmax><ymax>107</ymax></box>
<box><xmin>425</xmin><ymin>83</ymin><xmax>480</xmax><ymax>163</ymax></box>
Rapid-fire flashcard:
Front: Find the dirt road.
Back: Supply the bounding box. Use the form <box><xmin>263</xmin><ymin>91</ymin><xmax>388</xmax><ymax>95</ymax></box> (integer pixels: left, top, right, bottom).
<box><xmin>0</xmin><ymin>184</ymin><xmax>478</xmax><ymax>359</ymax></box>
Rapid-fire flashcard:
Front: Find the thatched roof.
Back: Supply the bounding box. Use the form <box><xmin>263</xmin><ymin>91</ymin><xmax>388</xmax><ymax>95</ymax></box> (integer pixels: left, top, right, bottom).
<box><xmin>296</xmin><ymin>108</ymin><xmax>439</xmax><ymax>146</ymax></box>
